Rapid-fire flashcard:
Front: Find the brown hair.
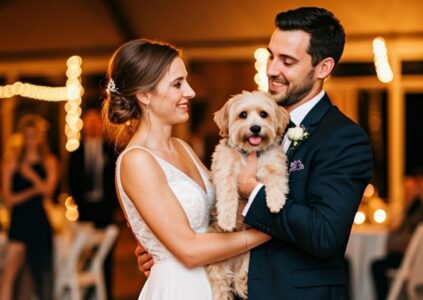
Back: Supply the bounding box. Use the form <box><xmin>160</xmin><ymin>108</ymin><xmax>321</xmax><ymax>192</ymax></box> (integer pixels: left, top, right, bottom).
<box><xmin>102</xmin><ymin>39</ymin><xmax>180</xmax><ymax>150</ymax></box>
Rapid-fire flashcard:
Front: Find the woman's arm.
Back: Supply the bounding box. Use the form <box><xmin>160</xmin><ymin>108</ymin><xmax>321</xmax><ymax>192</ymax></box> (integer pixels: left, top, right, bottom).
<box><xmin>1</xmin><ymin>160</ymin><xmax>41</xmax><ymax>207</ymax></box>
<box><xmin>20</xmin><ymin>155</ymin><xmax>59</xmax><ymax>199</ymax></box>
<box><xmin>121</xmin><ymin>149</ymin><xmax>270</xmax><ymax>269</ymax></box>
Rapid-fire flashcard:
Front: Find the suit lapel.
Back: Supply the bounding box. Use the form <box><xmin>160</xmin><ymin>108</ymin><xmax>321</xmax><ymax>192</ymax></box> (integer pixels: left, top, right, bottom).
<box><xmin>287</xmin><ymin>94</ymin><xmax>333</xmax><ymax>160</ymax></box>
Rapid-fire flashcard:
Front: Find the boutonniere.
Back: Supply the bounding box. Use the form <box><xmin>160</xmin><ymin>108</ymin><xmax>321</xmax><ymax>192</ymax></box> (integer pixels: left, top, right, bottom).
<box><xmin>287</xmin><ymin>125</ymin><xmax>309</xmax><ymax>149</ymax></box>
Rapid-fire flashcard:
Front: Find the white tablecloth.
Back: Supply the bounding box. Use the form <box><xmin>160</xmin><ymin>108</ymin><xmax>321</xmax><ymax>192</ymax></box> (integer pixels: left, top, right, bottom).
<box><xmin>346</xmin><ymin>226</ymin><xmax>389</xmax><ymax>300</ymax></box>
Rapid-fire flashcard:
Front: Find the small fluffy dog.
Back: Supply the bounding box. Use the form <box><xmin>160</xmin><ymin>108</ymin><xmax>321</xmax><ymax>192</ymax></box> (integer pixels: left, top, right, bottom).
<box><xmin>206</xmin><ymin>90</ymin><xmax>290</xmax><ymax>300</ymax></box>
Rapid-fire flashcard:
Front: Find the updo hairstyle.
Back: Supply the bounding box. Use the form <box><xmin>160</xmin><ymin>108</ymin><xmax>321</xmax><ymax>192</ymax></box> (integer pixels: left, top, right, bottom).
<box><xmin>102</xmin><ymin>39</ymin><xmax>180</xmax><ymax>149</ymax></box>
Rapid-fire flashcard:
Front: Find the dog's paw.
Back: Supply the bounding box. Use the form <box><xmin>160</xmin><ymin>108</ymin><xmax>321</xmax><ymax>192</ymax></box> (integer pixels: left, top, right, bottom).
<box><xmin>217</xmin><ymin>212</ymin><xmax>236</xmax><ymax>231</ymax></box>
<box><xmin>214</xmin><ymin>289</ymin><xmax>235</xmax><ymax>300</ymax></box>
<box><xmin>266</xmin><ymin>194</ymin><xmax>286</xmax><ymax>213</ymax></box>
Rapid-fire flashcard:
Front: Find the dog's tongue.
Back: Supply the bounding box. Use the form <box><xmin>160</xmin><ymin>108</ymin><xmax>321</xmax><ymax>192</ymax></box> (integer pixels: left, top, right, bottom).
<box><xmin>248</xmin><ymin>136</ymin><xmax>262</xmax><ymax>146</ymax></box>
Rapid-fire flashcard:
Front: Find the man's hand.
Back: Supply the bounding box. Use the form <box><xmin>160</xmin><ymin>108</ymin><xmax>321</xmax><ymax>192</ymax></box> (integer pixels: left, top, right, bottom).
<box><xmin>135</xmin><ymin>244</ymin><xmax>154</xmax><ymax>277</ymax></box>
<box><xmin>238</xmin><ymin>152</ymin><xmax>259</xmax><ymax>198</ymax></box>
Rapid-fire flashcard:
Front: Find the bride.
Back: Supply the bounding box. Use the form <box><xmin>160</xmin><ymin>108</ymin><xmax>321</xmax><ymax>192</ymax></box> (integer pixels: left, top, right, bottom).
<box><xmin>102</xmin><ymin>39</ymin><xmax>270</xmax><ymax>299</ymax></box>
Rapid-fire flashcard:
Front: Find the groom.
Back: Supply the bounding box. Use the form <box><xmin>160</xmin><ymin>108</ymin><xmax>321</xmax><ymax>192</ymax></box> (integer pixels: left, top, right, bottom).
<box><xmin>238</xmin><ymin>7</ymin><xmax>373</xmax><ymax>300</ymax></box>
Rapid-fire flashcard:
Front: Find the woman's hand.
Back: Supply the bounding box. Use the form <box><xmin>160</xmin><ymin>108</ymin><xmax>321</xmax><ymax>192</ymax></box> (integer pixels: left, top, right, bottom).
<box><xmin>20</xmin><ymin>164</ymin><xmax>45</xmax><ymax>192</ymax></box>
<box><xmin>135</xmin><ymin>243</ymin><xmax>154</xmax><ymax>277</ymax></box>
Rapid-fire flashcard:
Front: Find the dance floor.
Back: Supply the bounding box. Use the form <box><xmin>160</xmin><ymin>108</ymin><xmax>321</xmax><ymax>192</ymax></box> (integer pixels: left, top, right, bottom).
<box><xmin>113</xmin><ymin>215</ymin><xmax>146</xmax><ymax>300</ymax></box>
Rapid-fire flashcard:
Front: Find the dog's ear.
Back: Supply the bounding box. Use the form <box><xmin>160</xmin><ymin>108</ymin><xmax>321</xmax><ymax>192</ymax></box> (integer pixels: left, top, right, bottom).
<box><xmin>276</xmin><ymin>106</ymin><xmax>290</xmax><ymax>136</ymax></box>
<box><xmin>214</xmin><ymin>100</ymin><xmax>230</xmax><ymax>137</ymax></box>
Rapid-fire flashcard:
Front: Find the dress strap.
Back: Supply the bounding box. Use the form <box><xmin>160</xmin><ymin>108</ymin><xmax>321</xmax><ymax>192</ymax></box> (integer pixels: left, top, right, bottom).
<box><xmin>121</xmin><ymin>145</ymin><xmax>157</xmax><ymax>158</ymax></box>
<box><xmin>174</xmin><ymin>138</ymin><xmax>203</xmax><ymax>172</ymax></box>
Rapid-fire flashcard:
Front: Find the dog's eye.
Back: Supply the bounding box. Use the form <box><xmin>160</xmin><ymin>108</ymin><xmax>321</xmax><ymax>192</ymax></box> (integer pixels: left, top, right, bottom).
<box><xmin>239</xmin><ymin>111</ymin><xmax>248</xmax><ymax>119</ymax></box>
<box><xmin>260</xmin><ymin>111</ymin><xmax>268</xmax><ymax>118</ymax></box>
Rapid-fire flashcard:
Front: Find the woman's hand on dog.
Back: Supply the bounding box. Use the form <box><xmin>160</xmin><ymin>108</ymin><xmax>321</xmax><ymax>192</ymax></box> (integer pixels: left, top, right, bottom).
<box><xmin>238</xmin><ymin>152</ymin><xmax>259</xmax><ymax>198</ymax></box>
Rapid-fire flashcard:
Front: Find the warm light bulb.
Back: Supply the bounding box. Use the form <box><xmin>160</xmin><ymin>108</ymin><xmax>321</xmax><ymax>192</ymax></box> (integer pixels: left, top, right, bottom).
<box><xmin>66</xmin><ymin>55</ymin><xmax>82</xmax><ymax>68</ymax></box>
<box><xmin>66</xmin><ymin>67</ymin><xmax>82</xmax><ymax>78</ymax></box>
<box><xmin>64</xmin><ymin>196</ymin><xmax>75</xmax><ymax>209</ymax></box>
<box><xmin>254</xmin><ymin>47</ymin><xmax>270</xmax><ymax>91</ymax></box>
<box><xmin>354</xmin><ymin>211</ymin><xmax>366</xmax><ymax>225</ymax></box>
<box><xmin>65</xmin><ymin>209</ymin><xmax>79</xmax><ymax>222</ymax></box>
<box><xmin>66</xmin><ymin>139</ymin><xmax>80</xmax><ymax>152</ymax></box>
<box><xmin>254</xmin><ymin>48</ymin><xmax>270</xmax><ymax>61</ymax></box>
<box><xmin>373</xmin><ymin>209</ymin><xmax>387</xmax><ymax>224</ymax></box>
<box><xmin>373</xmin><ymin>37</ymin><xmax>393</xmax><ymax>83</ymax></box>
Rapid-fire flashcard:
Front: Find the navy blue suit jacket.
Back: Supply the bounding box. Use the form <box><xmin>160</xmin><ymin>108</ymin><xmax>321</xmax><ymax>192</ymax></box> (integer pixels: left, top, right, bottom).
<box><xmin>68</xmin><ymin>140</ymin><xmax>118</xmax><ymax>227</ymax></box>
<box><xmin>244</xmin><ymin>95</ymin><xmax>373</xmax><ymax>300</ymax></box>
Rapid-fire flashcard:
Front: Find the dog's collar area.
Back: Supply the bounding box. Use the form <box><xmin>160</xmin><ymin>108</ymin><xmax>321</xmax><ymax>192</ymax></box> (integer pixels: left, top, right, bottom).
<box><xmin>241</xmin><ymin>150</ymin><xmax>264</xmax><ymax>158</ymax></box>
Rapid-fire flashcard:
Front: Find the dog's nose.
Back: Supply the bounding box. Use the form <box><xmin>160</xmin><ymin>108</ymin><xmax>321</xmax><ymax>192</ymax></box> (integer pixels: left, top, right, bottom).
<box><xmin>250</xmin><ymin>125</ymin><xmax>261</xmax><ymax>134</ymax></box>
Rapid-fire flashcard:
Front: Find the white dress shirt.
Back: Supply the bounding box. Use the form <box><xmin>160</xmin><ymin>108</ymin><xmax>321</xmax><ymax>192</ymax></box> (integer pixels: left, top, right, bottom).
<box><xmin>242</xmin><ymin>90</ymin><xmax>326</xmax><ymax>216</ymax></box>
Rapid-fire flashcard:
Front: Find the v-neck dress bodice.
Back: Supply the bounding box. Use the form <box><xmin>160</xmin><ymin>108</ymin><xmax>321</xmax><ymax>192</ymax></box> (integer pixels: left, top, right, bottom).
<box><xmin>115</xmin><ymin>141</ymin><xmax>215</xmax><ymax>299</ymax></box>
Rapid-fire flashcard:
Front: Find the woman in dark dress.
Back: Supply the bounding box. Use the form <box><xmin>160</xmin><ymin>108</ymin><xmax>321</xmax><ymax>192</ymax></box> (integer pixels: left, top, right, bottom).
<box><xmin>0</xmin><ymin>114</ymin><xmax>59</xmax><ymax>300</ymax></box>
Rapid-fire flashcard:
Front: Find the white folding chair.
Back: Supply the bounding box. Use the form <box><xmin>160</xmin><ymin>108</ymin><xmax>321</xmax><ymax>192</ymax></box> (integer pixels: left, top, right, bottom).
<box><xmin>55</xmin><ymin>223</ymin><xmax>93</xmax><ymax>300</ymax></box>
<box><xmin>55</xmin><ymin>224</ymin><xmax>119</xmax><ymax>300</ymax></box>
<box><xmin>407</xmin><ymin>225</ymin><xmax>423</xmax><ymax>300</ymax></box>
<box><xmin>387</xmin><ymin>223</ymin><xmax>423</xmax><ymax>300</ymax></box>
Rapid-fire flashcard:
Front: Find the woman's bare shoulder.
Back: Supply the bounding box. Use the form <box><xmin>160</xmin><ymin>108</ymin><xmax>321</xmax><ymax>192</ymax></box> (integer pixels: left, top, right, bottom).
<box><xmin>120</xmin><ymin>147</ymin><xmax>164</xmax><ymax>179</ymax></box>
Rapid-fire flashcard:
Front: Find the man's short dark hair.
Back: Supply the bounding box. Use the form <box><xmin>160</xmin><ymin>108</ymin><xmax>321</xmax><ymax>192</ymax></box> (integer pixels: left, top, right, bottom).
<box><xmin>275</xmin><ymin>7</ymin><xmax>346</xmax><ymax>67</ymax></box>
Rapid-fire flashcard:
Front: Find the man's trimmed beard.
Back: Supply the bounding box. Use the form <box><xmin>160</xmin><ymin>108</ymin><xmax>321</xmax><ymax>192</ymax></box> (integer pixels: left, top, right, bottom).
<box><xmin>273</xmin><ymin>68</ymin><xmax>315</xmax><ymax>107</ymax></box>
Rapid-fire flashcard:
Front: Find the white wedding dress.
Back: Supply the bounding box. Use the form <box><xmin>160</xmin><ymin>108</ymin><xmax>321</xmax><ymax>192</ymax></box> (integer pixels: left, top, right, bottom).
<box><xmin>115</xmin><ymin>142</ymin><xmax>215</xmax><ymax>299</ymax></box>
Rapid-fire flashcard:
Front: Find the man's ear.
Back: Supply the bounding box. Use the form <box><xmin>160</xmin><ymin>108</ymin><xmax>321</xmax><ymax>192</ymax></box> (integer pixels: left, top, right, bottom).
<box><xmin>315</xmin><ymin>57</ymin><xmax>335</xmax><ymax>80</ymax></box>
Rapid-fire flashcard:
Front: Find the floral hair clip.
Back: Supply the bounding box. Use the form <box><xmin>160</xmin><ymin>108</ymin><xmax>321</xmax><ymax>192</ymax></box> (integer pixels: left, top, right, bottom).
<box><xmin>106</xmin><ymin>79</ymin><xmax>118</xmax><ymax>94</ymax></box>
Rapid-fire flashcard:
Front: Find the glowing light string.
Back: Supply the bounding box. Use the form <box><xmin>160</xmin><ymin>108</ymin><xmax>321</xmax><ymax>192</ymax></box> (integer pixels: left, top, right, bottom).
<box><xmin>0</xmin><ymin>55</ymin><xmax>84</xmax><ymax>152</ymax></box>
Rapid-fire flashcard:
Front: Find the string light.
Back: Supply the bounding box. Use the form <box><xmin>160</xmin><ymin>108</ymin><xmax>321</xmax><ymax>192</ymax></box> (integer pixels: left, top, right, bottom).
<box><xmin>0</xmin><ymin>55</ymin><xmax>84</xmax><ymax>152</ymax></box>
<box><xmin>64</xmin><ymin>196</ymin><xmax>79</xmax><ymax>222</ymax></box>
<box><xmin>354</xmin><ymin>211</ymin><xmax>366</xmax><ymax>225</ymax></box>
<box><xmin>373</xmin><ymin>209</ymin><xmax>387</xmax><ymax>224</ymax></box>
<box><xmin>254</xmin><ymin>48</ymin><xmax>269</xmax><ymax>91</ymax></box>
<box><xmin>0</xmin><ymin>83</ymin><xmax>68</xmax><ymax>100</ymax></box>
<box><xmin>373</xmin><ymin>37</ymin><xmax>394</xmax><ymax>83</ymax></box>
<box><xmin>64</xmin><ymin>55</ymin><xmax>84</xmax><ymax>152</ymax></box>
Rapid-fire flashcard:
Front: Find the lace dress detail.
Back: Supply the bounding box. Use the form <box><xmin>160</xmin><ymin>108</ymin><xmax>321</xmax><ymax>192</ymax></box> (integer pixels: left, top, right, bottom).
<box><xmin>115</xmin><ymin>140</ymin><xmax>215</xmax><ymax>299</ymax></box>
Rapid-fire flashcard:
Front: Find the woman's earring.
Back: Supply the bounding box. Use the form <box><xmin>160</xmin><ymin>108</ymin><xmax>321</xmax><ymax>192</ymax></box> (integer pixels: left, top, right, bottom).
<box><xmin>146</xmin><ymin>102</ymin><xmax>150</xmax><ymax>116</ymax></box>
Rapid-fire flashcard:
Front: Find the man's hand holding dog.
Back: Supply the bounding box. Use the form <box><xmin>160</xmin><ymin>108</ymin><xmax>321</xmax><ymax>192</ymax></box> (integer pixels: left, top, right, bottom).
<box><xmin>238</xmin><ymin>152</ymin><xmax>259</xmax><ymax>198</ymax></box>
<box><xmin>135</xmin><ymin>243</ymin><xmax>154</xmax><ymax>277</ymax></box>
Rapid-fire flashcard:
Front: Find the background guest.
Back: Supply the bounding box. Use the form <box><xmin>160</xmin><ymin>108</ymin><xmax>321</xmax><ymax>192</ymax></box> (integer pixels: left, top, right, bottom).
<box><xmin>68</xmin><ymin>107</ymin><xmax>118</xmax><ymax>299</ymax></box>
<box><xmin>0</xmin><ymin>114</ymin><xmax>59</xmax><ymax>300</ymax></box>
